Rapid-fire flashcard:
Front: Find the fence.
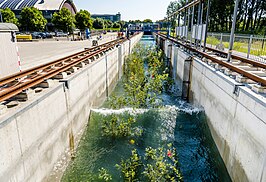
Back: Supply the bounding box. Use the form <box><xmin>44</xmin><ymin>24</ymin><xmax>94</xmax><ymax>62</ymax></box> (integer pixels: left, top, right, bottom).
<box><xmin>206</xmin><ymin>33</ymin><xmax>266</xmax><ymax>63</ymax></box>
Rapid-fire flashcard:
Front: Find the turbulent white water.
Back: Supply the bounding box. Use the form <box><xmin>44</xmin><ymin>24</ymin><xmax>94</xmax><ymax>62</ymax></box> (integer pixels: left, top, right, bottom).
<box><xmin>91</xmin><ymin>108</ymin><xmax>149</xmax><ymax>116</ymax></box>
<box><xmin>91</xmin><ymin>103</ymin><xmax>203</xmax><ymax>116</ymax></box>
<box><xmin>92</xmin><ymin>104</ymin><xmax>203</xmax><ymax>142</ymax></box>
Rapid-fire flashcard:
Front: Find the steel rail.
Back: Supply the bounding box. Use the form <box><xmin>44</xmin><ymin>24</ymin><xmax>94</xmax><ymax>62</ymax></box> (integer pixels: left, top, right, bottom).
<box><xmin>204</xmin><ymin>46</ymin><xmax>266</xmax><ymax>69</ymax></box>
<box><xmin>157</xmin><ymin>33</ymin><xmax>266</xmax><ymax>86</ymax></box>
<box><xmin>0</xmin><ymin>39</ymin><xmax>121</xmax><ymax>87</ymax></box>
<box><xmin>0</xmin><ymin>35</ymin><xmax>132</xmax><ymax>102</ymax></box>
<box><xmin>160</xmin><ymin>33</ymin><xmax>266</xmax><ymax>69</ymax></box>
<box><xmin>0</xmin><ymin>46</ymin><xmax>111</xmax><ymax>102</ymax></box>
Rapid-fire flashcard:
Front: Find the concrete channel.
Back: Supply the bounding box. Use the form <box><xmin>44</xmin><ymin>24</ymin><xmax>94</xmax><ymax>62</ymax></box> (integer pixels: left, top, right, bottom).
<box><xmin>157</xmin><ymin>35</ymin><xmax>266</xmax><ymax>182</ymax></box>
<box><xmin>0</xmin><ymin>33</ymin><xmax>143</xmax><ymax>182</ymax></box>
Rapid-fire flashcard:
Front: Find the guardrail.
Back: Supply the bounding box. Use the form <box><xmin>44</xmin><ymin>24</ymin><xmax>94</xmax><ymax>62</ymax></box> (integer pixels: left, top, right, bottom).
<box><xmin>206</xmin><ymin>33</ymin><xmax>266</xmax><ymax>63</ymax></box>
<box><xmin>157</xmin><ymin>33</ymin><xmax>266</xmax><ymax>86</ymax></box>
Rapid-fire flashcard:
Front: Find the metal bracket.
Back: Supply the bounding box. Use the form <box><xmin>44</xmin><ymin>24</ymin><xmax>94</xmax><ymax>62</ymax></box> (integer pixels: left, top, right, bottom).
<box><xmin>233</xmin><ymin>84</ymin><xmax>244</xmax><ymax>96</ymax></box>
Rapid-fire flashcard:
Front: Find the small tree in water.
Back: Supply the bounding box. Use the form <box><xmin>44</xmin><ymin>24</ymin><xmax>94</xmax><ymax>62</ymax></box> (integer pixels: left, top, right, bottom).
<box><xmin>114</xmin><ymin>144</ymin><xmax>183</xmax><ymax>181</ymax></box>
<box><xmin>110</xmin><ymin>43</ymin><xmax>169</xmax><ymax>108</ymax></box>
<box><xmin>101</xmin><ymin>114</ymin><xmax>142</xmax><ymax>138</ymax></box>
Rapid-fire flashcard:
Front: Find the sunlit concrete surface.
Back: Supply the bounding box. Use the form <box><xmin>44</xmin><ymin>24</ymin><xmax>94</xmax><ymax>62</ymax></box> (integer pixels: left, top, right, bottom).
<box><xmin>18</xmin><ymin>33</ymin><xmax>117</xmax><ymax>70</ymax></box>
<box><xmin>163</xmin><ymin>37</ymin><xmax>266</xmax><ymax>182</ymax></box>
<box><xmin>0</xmin><ymin>33</ymin><xmax>143</xmax><ymax>182</ymax></box>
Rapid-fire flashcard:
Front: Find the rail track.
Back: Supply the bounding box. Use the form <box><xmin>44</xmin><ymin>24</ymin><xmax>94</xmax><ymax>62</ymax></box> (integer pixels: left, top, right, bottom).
<box><xmin>156</xmin><ymin>33</ymin><xmax>266</xmax><ymax>89</ymax></box>
<box><xmin>0</xmin><ymin>35</ymin><xmax>135</xmax><ymax>103</ymax></box>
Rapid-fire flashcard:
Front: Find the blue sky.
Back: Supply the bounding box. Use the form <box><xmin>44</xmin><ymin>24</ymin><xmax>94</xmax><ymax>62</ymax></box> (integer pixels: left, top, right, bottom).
<box><xmin>73</xmin><ymin>0</ymin><xmax>173</xmax><ymax>21</ymax></box>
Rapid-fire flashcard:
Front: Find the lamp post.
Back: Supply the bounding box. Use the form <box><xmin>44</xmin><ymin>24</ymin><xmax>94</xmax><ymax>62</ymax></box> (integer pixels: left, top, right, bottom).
<box><xmin>203</xmin><ymin>0</ymin><xmax>210</xmax><ymax>52</ymax></box>
<box><xmin>227</xmin><ymin>0</ymin><xmax>240</xmax><ymax>62</ymax></box>
<box><xmin>0</xmin><ymin>11</ymin><xmax>3</xmax><ymax>23</ymax></box>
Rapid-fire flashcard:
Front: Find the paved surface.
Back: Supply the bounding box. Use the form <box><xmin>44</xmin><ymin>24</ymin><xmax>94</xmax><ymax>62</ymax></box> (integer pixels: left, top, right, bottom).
<box><xmin>18</xmin><ymin>33</ymin><xmax>117</xmax><ymax>70</ymax></box>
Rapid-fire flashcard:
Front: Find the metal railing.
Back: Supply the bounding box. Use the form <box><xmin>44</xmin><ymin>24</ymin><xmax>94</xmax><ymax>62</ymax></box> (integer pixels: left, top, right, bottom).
<box><xmin>206</xmin><ymin>33</ymin><xmax>266</xmax><ymax>63</ymax></box>
<box><xmin>165</xmin><ymin>30</ymin><xmax>266</xmax><ymax>63</ymax></box>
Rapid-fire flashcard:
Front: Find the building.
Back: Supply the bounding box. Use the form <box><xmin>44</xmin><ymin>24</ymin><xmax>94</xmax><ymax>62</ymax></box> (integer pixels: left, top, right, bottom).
<box><xmin>91</xmin><ymin>12</ymin><xmax>121</xmax><ymax>22</ymax></box>
<box><xmin>0</xmin><ymin>0</ymin><xmax>77</xmax><ymax>20</ymax></box>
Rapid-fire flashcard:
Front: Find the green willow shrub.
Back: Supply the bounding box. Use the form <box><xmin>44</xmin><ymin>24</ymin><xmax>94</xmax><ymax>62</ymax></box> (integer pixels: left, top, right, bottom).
<box><xmin>114</xmin><ymin>144</ymin><xmax>183</xmax><ymax>182</ymax></box>
<box><xmin>116</xmin><ymin>149</ymin><xmax>142</xmax><ymax>182</ymax></box>
<box><xmin>98</xmin><ymin>43</ymin><xmax>182</xmax><ymax>181</ymax></box>
<box><xmin>98</xmin><ymin>167</ymin><xmax>112</xmax><ymax>181</ymax></box>
<box><xmin>143</xmin><ymin>144</ymin><xmax>183</xmax><ymax>182</ymax></box>
<box><xmin>101</xmin><ymin>115</ymin><xmax>142</xmax><ymax>138</ymax></box>
<box><xmin>110</xmin><ymin>43</ymin><xmax>168</xmax><ymax>109</ymax></box>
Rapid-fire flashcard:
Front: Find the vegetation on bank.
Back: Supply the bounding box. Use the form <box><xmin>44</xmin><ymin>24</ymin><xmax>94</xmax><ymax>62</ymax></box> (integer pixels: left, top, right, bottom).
<box><xmin>161</xmin><ymin>31</ymin><xmax>266</xmax><ymax>57</ymax></box>
<box><xmin>206</xmin><ymin>36</ymin><xmax>266</xmax><ymax>56</ymax></box>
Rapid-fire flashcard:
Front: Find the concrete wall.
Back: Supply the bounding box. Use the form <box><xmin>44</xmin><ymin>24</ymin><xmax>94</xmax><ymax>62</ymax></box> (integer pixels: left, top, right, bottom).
<box><xmin>0</xmin><ymin>33</ymin><xmax>142</xmax><ymax>182</ymax></box>
<box><xmin>0</xmin><ymin>32</ymin><xmax>20</xmax><ymax>78</ymax></box>
<box><xmin>162</xmin><ymin>38</ymin><xmax>266</xmax><ymax>182</ymax></box>
<box><xmin>170</xmin><ymin>45</ymin><xmax>192</xmax><ymax>99</ymax></box>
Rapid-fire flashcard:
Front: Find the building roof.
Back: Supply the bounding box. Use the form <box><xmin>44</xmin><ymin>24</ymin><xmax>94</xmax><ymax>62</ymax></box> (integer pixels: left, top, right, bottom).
<box><xmin>0</xmin><ymin>0</ymin><xmax>77</xmax><ymax>12</ymax></box>
<box><xmin>0</xmin><ymin>23</ymin><xmax>18</xmax><ymax>31</ymax></box>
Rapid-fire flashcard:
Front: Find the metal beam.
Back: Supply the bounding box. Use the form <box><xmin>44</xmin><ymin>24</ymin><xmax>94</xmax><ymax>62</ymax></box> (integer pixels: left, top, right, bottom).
<box><xmin>168</xmin><ymin>0</ymin><xmax>201</xmax><ymax>18</ymax></box>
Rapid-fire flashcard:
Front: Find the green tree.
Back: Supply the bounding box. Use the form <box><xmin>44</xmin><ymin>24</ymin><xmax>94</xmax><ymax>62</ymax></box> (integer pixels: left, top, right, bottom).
<box><xmin>166</xmin><ymin>0</ymin><xmax>266</xmax><ymax>34</ymax></box>
<box><xmin>129</xmin><ymin>20</ymin><xmax>141</xmax><ymax>23</ymax></box>
<box><xmin>166</xmin><ymin>1</ymin><xmax>181</xmax><ymax>18</ymax></box>
<box><xmin>93</xmin><ymin>18</ymin><xmax>105</xmax><ymax>29</ymax></box>
<box><xmin>166</xmin><ymin>1</ymin><xmax>184</xmax><ymax>29</ymax></box>
<box><xmin>143</xmin><ymin>19</ymin><xmax>153</xmax><ymax>23</ymax></box>
<box><xmin>118</xmin><ymin>20</ymin><xmax>125</xmax><ymax>28</ymax></box>
<box><xmin>0</xmin><ymin>8</ymin><xmax>18</xmax><ymax>25</ymax></box>
<box><xmin>75</xmin><ymin>9</ymin><xmax>92</xmax><ymax>31</ymax></box>
<box><xmin>104</xmin><ymin>19</ymin><xmax>113</xmax><ymax>28</ymax></box>
<box><xmin>52</xmin><ymin>7</ymin><xmax>75</xmax><ymax>32</ymax></box>
<box><xmin>19</xmin><ymin>7</ymin><xmax>47</xmax><ymax>31</ymax></box>
<box><xmin>112</xmin><ymin>21</ymin><xmax>121</xmax><ymax>29</ymax></box>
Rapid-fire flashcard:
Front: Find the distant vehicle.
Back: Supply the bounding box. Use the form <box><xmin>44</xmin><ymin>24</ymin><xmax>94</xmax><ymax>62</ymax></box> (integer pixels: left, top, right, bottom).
<box><xmin>73</xmin><ymin>29</ymin><xmax>80</xmax><ymax>35</ymax></box>
<box><xmin>38</xmin><ymin>32</ymin><xmax>46</xmax><ymax>39</ymax></box>
<box><xmin>55</xmin><ymin>32</ymin><xmax>68</xmax><ymax>37</ymax></box>
<box><xmin>31</xmin><ymin>32</ymin><xmax>42</xmax><ymax>39</ymax></box>
<box><xmin>44</xmin><ymin>32</ymin><xmax>53</xmax><ymax>38</ymax></box>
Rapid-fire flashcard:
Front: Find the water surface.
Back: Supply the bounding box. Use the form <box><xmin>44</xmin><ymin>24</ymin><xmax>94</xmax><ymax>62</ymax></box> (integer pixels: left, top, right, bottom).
<box><xmin>61</xmin><ymin>35</ymin><xmax>231</xmax><ymax>182</ymax></box>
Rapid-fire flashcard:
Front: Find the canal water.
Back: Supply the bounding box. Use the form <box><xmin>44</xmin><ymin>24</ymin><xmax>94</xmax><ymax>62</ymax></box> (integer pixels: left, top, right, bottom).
<box><xmin>61</xmin><ymin>35</ymin><xmax>231</xmax><ymax>182</ymax></box>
